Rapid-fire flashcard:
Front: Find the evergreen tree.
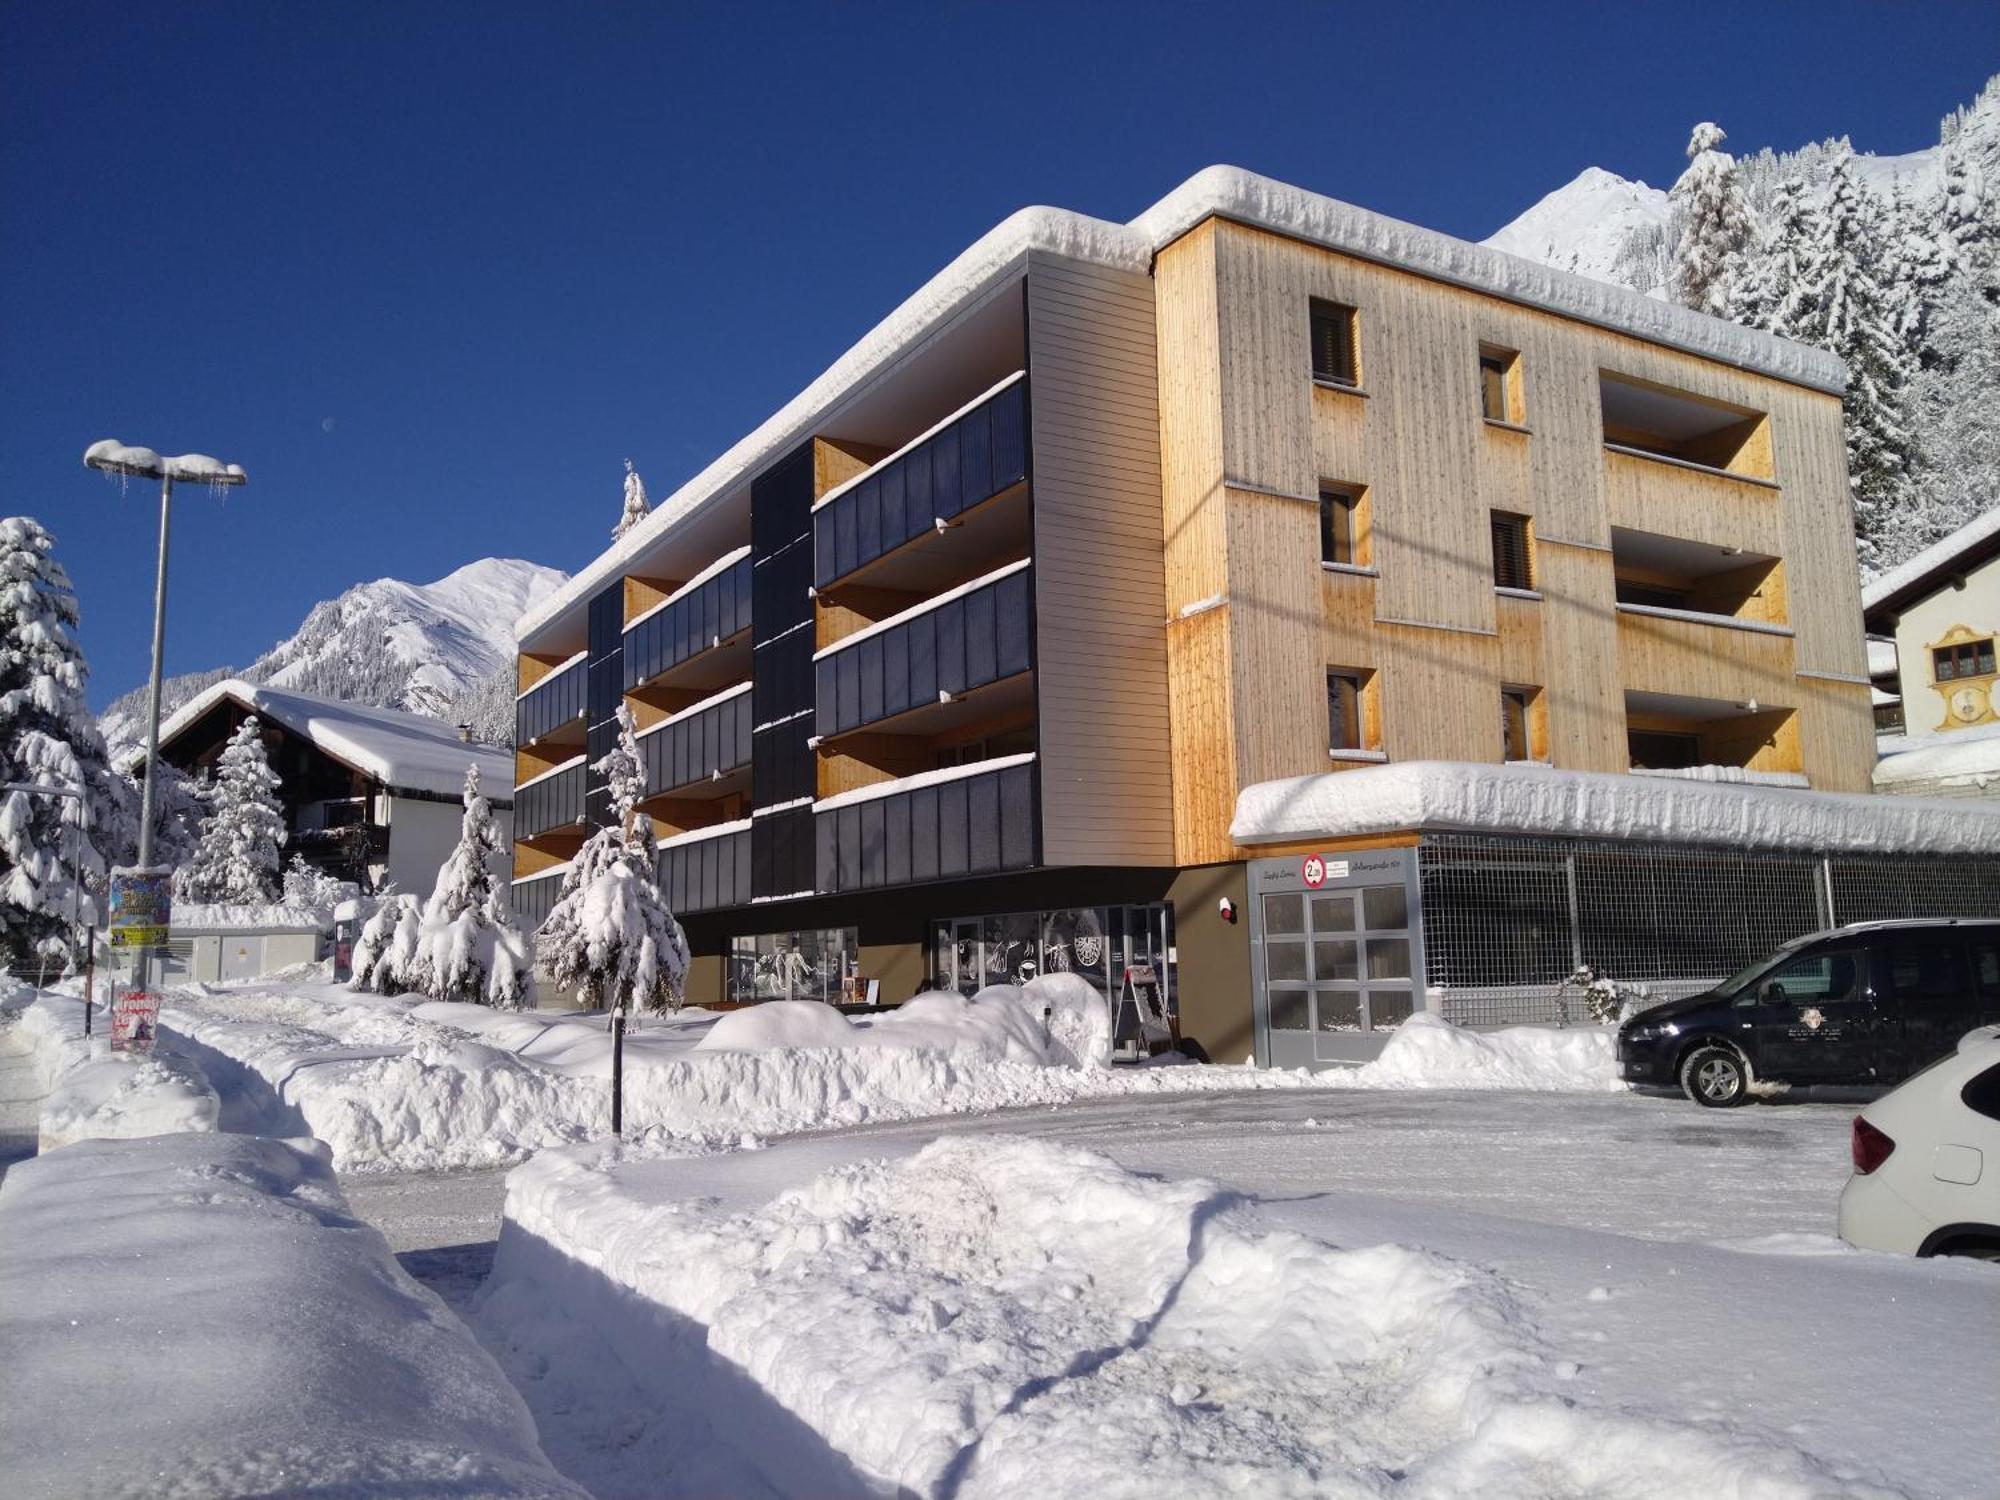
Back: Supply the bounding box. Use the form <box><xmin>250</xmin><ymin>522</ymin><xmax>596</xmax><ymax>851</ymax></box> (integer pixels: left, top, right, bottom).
<box><xmin>612</xmin><ymin>459</ymin><xmax>650</xmax><ymax>540</ymax></box>
<box><xmin>1729</xmin><ymin>178</ymin><xmax>1817</xmax><ymax>337</ymax></box>
<box><xmin>175</xmin><ymin>717</ymin><xmax>287</xmax><ymax>905</ymax></box>
<box><xmin>1669</xmin><ymin>122</ymin><xmax>1755</xmax><ymax>317</ymax></box>
<box><xmin>404</xmin><ymin>765</ymin><xmax>528</xmax><ymax>1006</ymax></box>
<box><xmin>0</xmin><ymin>518</ymin><xmax>120</xmax><ymax>964</ymax></box>
<box><xmin>535</xmin><ymin>705</ymin><xmax>689</xmax><ymax>1014</ymax></box>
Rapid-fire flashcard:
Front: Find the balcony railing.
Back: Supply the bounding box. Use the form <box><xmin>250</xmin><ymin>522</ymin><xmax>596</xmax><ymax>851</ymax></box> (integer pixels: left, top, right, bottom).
<box><xmin>624</xmin><ymin>550</ymin><xmax>752</xmax><ymax>691</ymax></box>
<box><xmin>656</xmin><ymin>820</ymin><xmax>752</xmax><ymax>915</ymax></box>
<box><xmin>516</xmin><ymin>653</ymin><xmax>586</xmax><ymax>745</ymax></box>
<box><xmin>813</xmin><ymin>560</ymin><xmax>1033</xmax><ymax>740</ymax></box>
<box><xmin>813</xmin><ymin>373</ymin><xmax>1028</xmax><ymax>591</ymax></box>
<box><xmin>815</xmin><ymin>753</ymin><xmax>1037</xmax><ymax>896</ymax></box>
<box><xmin>638</xmin><ymin>683</ymin><xmax>753</xmax><ymax>798</ymax></box>
<box><xmin>515</xmin><ymin>758</ymin><xmax>585</xmax><ymax>839</ymax></box>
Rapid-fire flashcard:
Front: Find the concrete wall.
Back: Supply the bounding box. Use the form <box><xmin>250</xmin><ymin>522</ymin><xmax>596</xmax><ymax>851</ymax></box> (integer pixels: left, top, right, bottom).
<box><xmin>383</xmin><ymin>795</ymin><xmax>514</xmax><ymax>898</ymax></box>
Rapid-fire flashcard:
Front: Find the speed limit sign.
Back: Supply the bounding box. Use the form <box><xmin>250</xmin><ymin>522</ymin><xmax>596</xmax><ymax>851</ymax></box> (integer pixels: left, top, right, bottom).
<box><xmin>1302</xmin><ymin>854</ymin><xmax>1326</xmax><ymax>888</ymax></box>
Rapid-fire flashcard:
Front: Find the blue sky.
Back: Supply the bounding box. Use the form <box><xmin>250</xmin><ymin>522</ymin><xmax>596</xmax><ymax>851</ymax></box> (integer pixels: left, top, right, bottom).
<box><xmin>1</xmin><ymin>2</ymin><xmax>1992</xmax><ymax>708</ymax></box>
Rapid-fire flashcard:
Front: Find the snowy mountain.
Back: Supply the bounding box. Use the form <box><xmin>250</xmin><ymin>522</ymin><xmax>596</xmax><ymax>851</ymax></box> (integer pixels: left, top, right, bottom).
<box><xmin>1484</xmin><ymin>166</ymin><xmax>1671</xmax><ymax>284</ymax></box>
<box><xmin>100</xmin><ymin>557</ymin><xmax>568</xmax><ymax>757</ymax></box>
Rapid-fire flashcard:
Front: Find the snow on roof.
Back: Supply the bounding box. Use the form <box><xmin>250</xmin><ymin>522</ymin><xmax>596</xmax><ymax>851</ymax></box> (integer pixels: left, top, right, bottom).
<box><xmin>145</xmin><ymin>678</ymin><xmax>515</xmax><ymax>801</ymax></box>
<box><xmin>1861</xmin><ymin>506</ymin><xmax>2000</xmax><ymax>618</ymax></box>
<box><xmin>520</xmin><ymin>166</ymin><xmax>1843</xmax><ymax>648</ymax></box>
<box><xmin>1230</xmin><ymin>759</ymin><xmax>2000</xmax><ymax>857</ymax></box>
<box><xmin>1866</xmin><ymin>637</ymin><xmax>1899</xmax><ymax>677</ymax></box>
<box><xmin>1873</xmin><ymin>722</ymin><xmax>2000</xmax><ymax>796</ymax></box>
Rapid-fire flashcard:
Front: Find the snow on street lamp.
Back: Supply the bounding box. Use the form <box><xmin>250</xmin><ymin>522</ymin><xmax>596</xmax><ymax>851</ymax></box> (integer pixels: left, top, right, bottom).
<box><xmin>82</xmin><ymin>440</ymin><xmax>247</xmax><ymax>870</ymax></box>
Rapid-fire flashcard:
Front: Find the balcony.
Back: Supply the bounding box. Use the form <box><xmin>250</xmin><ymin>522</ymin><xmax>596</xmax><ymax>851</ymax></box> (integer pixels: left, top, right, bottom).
<box><xmin>815</xmin><ymin>753</ymin><xmax>1038</xmax><ymax>896</ymax></box>
<box><xmin>656</xmin><ymin>819</ymin><xmax>752</xmax><ymax>916</ymax></box>
<box><xmin>636</xmin><ymin>682</ymin><xmax>753</xmax><ymax>825</ymax></box>
<box><xmin>515</xmin><ymin>757</ymin><xmax>585</xmax><ymax>840</ymax></box>
<box><xmin>623</xmin><ymin>549</ymin><xmax>752</xmax><ymax>699</ymax></box>
<box><xmin>814</xmin><ymin>559</ymin><xmax>1033</xmax><ymax>743</ymax></box>
<box><xmin>813</xmin><ymin>373</ymin><xmax>1029</xmax><ymax>595</ymax></box>
<box><xmin>1624</xmin><ymin>689</ymin><xmax>1799</xmax><ymax>776</ymax></box>
<box><xmin>516</xmin><ymin>651</ymin><xmax>586</xmax><ymax>748</ymax></box>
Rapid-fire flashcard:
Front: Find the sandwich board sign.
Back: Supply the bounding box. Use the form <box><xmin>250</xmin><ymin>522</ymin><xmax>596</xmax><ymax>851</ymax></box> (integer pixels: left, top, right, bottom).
<box><xmin>1113</xmin><ymin>963</ymin><xmax>1172</xmax><ymax>1058</ymax></box>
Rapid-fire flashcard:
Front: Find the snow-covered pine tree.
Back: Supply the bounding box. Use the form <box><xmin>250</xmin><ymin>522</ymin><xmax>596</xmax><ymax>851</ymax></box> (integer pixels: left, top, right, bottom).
<box><xmin>535</xmin><ymin>705</ymin><xmax>689</xmax><ymax>1014</ymax></box>
<box><xmin>1669</xmin><ymin>122</ymin><xmax>1756</xmax><ymax>317</ymax></box>
<box><xmin>0</xmin><ymin>518</ymin><xmax>122</xmax><ymax>965</ymax></box>
<box><xmin>1727</xmin><ymin>177</ymin><xmax>1811</xmax><ymax>335</ymax></box>
<box><xmin>612</xmin><ymin>459</ymin><xmax>650</xmax><ymax>540</ymax></box>
<box><xmin>404</xmin><ymin>765</ymin><xmax>529</xmax><ymax>1006</ymax></box>
<box><xmin>350</xmin><ymin>892</ymin><xmax>412</xmax><ymax>993</ymax></box>
<box><xmin>174</xmin><ymin>717</ymin><xmax>287</xmax><ymax>905</ymax></box>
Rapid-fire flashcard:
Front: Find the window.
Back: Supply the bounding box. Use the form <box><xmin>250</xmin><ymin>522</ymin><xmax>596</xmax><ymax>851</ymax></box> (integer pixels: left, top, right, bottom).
<box><xmin>1310</xmin><ymin>300</ymin><xmax>1359</xmax><ymax>387</ymax></box>
<box><xmin>1319</xmin><ymin>485</ymin><xmax>1364</xmax><ymax>567</ymax></box>
<box><xmin>1628</xmin><ymin>729</ymin><xmax>1700</xmax><ymax>770</ymax></box>
<box><xmin>1933</xmin><ymin>638</ymin><xmax>1996</xmax><ymax>682</ymax></box>
<box><xmin>1479</xmin><ymin>345</ymin><xmax>1521</xmax><ymax>424</ymax></box>
<box><xmin>1889</xmin><ymin>939</ymin><xmax>1968</xmax><ymax>1001</ymax></box>
<box><xmin>1761</xmin><ymin>949</ymin><xmax>1863</xmax><ymax>1005</ymax></box>
<box><xmin>1327</xmin><ymin>667</ymin><xmax>1375</xmax><ymax>752</ymax></box>
<box><xmin>728</xmin><ymin>928</ymin><xmax>859</xmax><ymax>1003</ymax></box>
<box><xmin>1501</xmin><ymin>688</ymin><xmax>1534</xmax><ymax>763</ymax></box>
<box><xmin>1490</xmin><ymin>511</ymin><xmax>1533</xmax><ymax>591</ymax></box>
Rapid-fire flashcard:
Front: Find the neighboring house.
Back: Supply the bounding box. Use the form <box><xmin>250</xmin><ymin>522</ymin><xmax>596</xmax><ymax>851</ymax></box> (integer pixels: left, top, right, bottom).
<box><xmin>510</xmin><ymin>167</ymin><xmax>2000</xmax><ymax>1066</ymax></box>
<box><xmin>141</xmin><ymin>679</ymin><xmax>514</xmax><ymax>898</ymax></box>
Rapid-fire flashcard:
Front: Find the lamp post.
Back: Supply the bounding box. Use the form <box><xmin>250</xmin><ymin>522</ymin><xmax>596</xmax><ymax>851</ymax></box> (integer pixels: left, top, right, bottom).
<box><xmin>82</xmin><ymin>441</ymin><xmax>246</xmax><ymax>868</ymax></box>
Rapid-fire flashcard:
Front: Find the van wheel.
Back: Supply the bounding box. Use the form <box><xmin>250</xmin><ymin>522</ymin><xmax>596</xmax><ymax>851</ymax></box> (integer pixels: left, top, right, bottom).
<box><xmin>1680</xmin><ymin>1045</ymin><xmax>1750</xmax><ymax>1108</ymax></box>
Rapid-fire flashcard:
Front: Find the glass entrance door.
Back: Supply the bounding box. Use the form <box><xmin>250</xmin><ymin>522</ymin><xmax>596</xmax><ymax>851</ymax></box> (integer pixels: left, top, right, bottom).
<box><xmin>948</xmin><ymin>918</ymin><xmax>982</xmax><ymax>996</ymax></box>
<box><xmin>1260</xmin><ymin>883</ymin><xmax>1415</xmax><ymax>1067</ymax></box>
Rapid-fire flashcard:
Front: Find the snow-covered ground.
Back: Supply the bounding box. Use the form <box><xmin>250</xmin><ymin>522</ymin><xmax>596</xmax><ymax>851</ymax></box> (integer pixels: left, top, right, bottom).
<box><xmin>478</xmin><ymin>1090</ymin><xmax>1997</xmax><ymax>1500</ymax></box>
<box><xmin>0</xmin><ymin>1130</ymin><xmax>587</xmax><ymax>1500</ymax></box>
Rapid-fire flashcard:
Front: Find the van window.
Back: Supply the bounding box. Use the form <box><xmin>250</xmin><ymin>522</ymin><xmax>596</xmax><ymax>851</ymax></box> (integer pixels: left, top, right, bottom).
<box><xmin>1889</xmin><ymin>939</ymin><xmax>1968</xmax><ymax>1003</ymax></box>
<box><xmin>1761</xmin><ymin>949</ymin><xmax>1863</xmax><ymax>1005</ymax></box>
<box><xmin>1971</xmin><ymin>940</ymin><xmax>2000</xmax><ymax>996</ymax></box>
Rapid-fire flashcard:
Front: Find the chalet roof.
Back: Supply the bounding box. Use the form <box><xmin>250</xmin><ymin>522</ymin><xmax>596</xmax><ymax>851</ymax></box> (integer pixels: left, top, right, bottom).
<box><xmin>143</xmin><ymin>679</ymin><xmax>514</xmax><ymax>803</ymax></box>
<box><xmin>1861</xmin><ymin>507</ymin><xmax>2000</xmax><ymax>624</ymax></box>
<box><xmin>518</xmin><ymin>165</ymin><xmax>1845</xmax><ymax>649</ymax></box>
<box><xmin>1230</xmin><ymin>760</ymin><xmax>2000</xmax><ymax>857</ymax></box>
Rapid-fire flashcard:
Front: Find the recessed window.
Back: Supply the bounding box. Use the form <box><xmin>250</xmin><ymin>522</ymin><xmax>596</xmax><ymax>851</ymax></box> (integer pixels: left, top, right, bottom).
<box><xmin>1328</xmin><ymin>666</ymin><xmax>1377</xmax><ymax>752</ymax></box>
<box><xmin>1490</xmin><ymin>511</ymin><xmax>1533</xmax><ymax>591</ymax></box>
<box><xmin>1479</xmin><ymin>345</ymin><xmax>1522</xmax><ymax>424</ymax></box>
<box><xmin>1310</xmin><ymin>300</ymin><xmax>1360</xmax><ymax>387</ymax></box>
<box><xmin>1320</xmin><ymin>484</ymin><xmax>1366</xmax><ymax>567</ymax></box>
<box><xmin>1501</xmin><ymin>687</ymin><xmax>1537</xmax><ymax>763</ymax></box>
<box><xmin>1934</xmin><ymin>639</ymin><xmax>1997</xmax><ymax>682</ymax></box>
<box><xmin>1628</xmin><ymin>729</ymin><xmax>1701</xmax><ymax>771</ymax></box>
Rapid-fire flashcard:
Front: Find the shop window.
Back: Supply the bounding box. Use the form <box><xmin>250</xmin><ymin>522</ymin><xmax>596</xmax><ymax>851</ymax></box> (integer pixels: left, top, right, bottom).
<box><xmin>1309</xmin><ymin>299</ymin><xmax>1360</xmax><ymax>387</ymax></box>
<box><xmin>727</xmin><ymin>928</ymin><xmax>857</xmax><ymax>1003</ymax></box>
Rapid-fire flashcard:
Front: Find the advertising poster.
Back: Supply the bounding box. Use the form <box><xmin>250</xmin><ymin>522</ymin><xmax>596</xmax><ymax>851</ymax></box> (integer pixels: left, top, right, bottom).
<box><xmin>108</xmin><ymin>868</ymin><xmax>172</xmax><ymax>952</ymax></box>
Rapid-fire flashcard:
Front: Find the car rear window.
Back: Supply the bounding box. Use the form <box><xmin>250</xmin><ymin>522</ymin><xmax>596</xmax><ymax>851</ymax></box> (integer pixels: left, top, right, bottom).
<box><xmin>1963</xmin><ymin>1061</ymin><xmax>2000</xmax><ymax>1123</ymax></box>
<box><xmin>1889</xmin><ymin>939</ymin><xmax>1970</xmax><ymax>1005</ymax></box>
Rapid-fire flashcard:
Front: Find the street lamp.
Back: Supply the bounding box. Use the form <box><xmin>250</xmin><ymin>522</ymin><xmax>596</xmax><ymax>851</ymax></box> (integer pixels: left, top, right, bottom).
<box><xmin>82</xmin><ymin>441</ymin><xmax>247</xmax><ymax>869</ymax></box>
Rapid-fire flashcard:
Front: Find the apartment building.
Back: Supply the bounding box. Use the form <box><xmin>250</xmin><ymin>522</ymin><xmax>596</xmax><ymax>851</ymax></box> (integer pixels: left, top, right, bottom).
<box><xmin>511</xmin><ymin>167</ymin><xmax>2000</xmax><ymax>1066</ymax></box>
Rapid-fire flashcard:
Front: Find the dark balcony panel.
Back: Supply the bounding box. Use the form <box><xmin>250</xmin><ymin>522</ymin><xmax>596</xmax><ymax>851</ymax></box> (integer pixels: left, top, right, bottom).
<box><xmin>963</xmin><ymin>587</ymin><xmax>997</xmax><ymax>688</ymax></box>
<box><xmin>835</xmin><ymin>648</ymin><xmax>860</xmax><ymax>732</ymax></box>
<box><xmin>516</xmin><ymin>655</ymin><xmax>587</xmax><ymax>745</ymax></box>
<box><xmin>639</xmin><ymin>689</ymin><xmax>751</xmax><ymax>799</ymax></box>
<box><xmin>908</xmin><ymin>611</ymin><xmax>938</xmax><ymax>708</ymax></box>
<box><xmin>516</xmin><ymin>761</ymin><xmax>585</xmax><ymax>839</ymax></box>
<box><xmin>910</xmin><ymin>788</ymin><xmax>940</xmax><ymax>883</ymax></box>
<box><xmin>996</xmin><ymin>571</ymin><xmax>1032</xmax><ymax>677</ymax></box>
<box><xmin>938</xmin><ymin>779</ymin><xmax>970</xmax><ymax>876</ymax></box>
<box><xmin>860</xmin><ymin>799</ymin><xmax>887</xmax><ymax>889</ymax></box>
<box><xmin>880</xmin><ymin>464</ymin><xmax>906</xmax><ymax>553</ymax></box>
<box><xmin>814</xmin><ymin>657</ymin><xmax>836</xmax><ymax>739</ymax></box>
<box><xmin>658</xmin><ymin>827</ymin><xmax>752</xmax><ymax>916</ymax></box>
<box><xmin>836</xmin><ymin>804</ymin><xmax>862</xmax><ymax>891</ymax></box>
<box><xmin>991</xmin><ymin>382</ymin><xmax>1027</xmax><ymax>490</ymax></box>
<box><xmin>931</xmin><ymin>426</ymin><xmax>962</xmax><ymax>521</ymax></box>
<box><xmin>936</xmin><ymin>603</ymin><xmax>966</xmax><ymax>697</ymax></box>
<box><xmin>960</xmin><ymin>402</ymin><xmax>991</xmax><ymax>508</ymax></box>
<box><xmin>856</xmin><ymin>477</ymin><xmax>882</xmax><ymax>562</ymax></box>
<box><xmin>624</xmin><ymin>554</ymin><xmax>753</xmax><ymax>691</ymax></box>
<box><xmin>968</xmin><ymin>770</ymin><xmax>1001</xmax><ymax>874</ymax></box>
<box><xmin>904</xmin><ymin>442</ymin><xmax>933</xmax><ymax>527</ymax></box>
<box><xmin>859</xmin><ymin>635</ymin><xmax>885</xmax><ymax>724</ymax></box>
<box><xmin>1000</xmin><ymin>762</ymin><xmax>1035</xmax><ymax>867</ymax></box>
<box><xmin>883</xmin><ymin>629</ymin><xmax>911</xmax><ymax>720</ymax></box>
<box><xmin>885</xmin><ymin>796</ymin><xmax>912</xmax><ymax>886</ymax></box>
<box><xmin>833</xmin><ymin>498</ymin><xmax>857</xmax><ymax>582</ymax></box>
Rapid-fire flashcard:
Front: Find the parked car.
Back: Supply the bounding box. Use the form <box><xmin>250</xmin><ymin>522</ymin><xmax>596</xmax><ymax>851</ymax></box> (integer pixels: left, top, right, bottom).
<box><xmin>1838</xmin><ymin>1028</ymin><xmax>2000</xmax><ymax>1258</ymax></box>
<box><xmin>1616</xmin><ymin>919</ymin><xmax>2000</xmax><ymax>1107</ymax></box>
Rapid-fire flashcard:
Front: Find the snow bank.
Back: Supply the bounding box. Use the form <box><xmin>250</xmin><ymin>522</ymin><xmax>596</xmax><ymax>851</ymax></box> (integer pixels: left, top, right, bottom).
<box><xmin>489</xmin><ymin>1135</ymin><xmax>1886</xmax><ymax>1499</ymax></box>
<box><xmin>1873</xmin><ymin>720</ymin><xmax>2000</xmax><ymax>797</ymax></box>
<box><xmin>38</xmin><ymin>1050</ymin><xmax>218</xmax><ymax>1151</ymax></box>
<box><xmin>1345</xmin><ymin>1013</ymin><xmax>1623</xmax><ymax>1093</ymax></box>
<box><xmin>1232</xmin><ymin>758</ymin><xmax>2000</xmax><ymax>855</ymax></box>
<box><xmin>696</xmin><ymin>985</ymin><xmax>1062</xmax><ymax>1064</ymax></box>
<box><xmin>0</xmin><ymin>1132</ymin><xmax>586</xmax><ymax>1500</ymax></box>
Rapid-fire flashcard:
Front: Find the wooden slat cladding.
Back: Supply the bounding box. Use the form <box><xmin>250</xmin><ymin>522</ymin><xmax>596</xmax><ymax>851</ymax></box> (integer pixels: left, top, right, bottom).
<box><xmin>1026</xmin><ymin>252</ymin><xmax>1175</xmax><ymax>868</ymax></box>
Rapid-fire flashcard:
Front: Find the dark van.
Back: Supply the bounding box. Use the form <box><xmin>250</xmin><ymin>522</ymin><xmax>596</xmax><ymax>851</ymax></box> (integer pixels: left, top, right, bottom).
<box><xmin>1618</xmin><ymin>919</ymin><xmax>2000</xmax><ymax>1107</ymax></box>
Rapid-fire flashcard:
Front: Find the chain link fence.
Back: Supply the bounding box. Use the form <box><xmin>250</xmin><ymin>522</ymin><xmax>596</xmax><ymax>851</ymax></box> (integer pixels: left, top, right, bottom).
<box><xmin>1418</xmin><ymin>832</ymin><xmax>2000</xmax><ymax>1026</ymax></box>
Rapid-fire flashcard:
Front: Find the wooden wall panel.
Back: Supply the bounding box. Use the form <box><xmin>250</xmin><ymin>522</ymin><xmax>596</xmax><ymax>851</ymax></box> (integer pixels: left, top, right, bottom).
<box><xmin>1615</xmin><ymin>611</ymin><xmax>1798</xmax><ymax>705</ymax></box>
<box><xmin>1223</xmin><ymin>487</ymin><xmax>1327</xmax><ymax>788</ymax></box>
<box><xmin>1532</xmin><ymin>542</ymin><xmax>1627</xmax><ymax>772</ymax></box>
<box><xmin>1603</xmin><ymin>451</ymin><xmax>1785</xmax><ymax>557</ymax></box>
<box><xmin>1026</xmin><ymin>252</ymin><xmax>1176</xmax><ymax>868</ymax></box>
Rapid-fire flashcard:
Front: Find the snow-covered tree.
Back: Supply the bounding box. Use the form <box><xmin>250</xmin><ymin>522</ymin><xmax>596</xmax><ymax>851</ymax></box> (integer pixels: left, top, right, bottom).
<box><xmin>0</xmin><ymin>518</ymin><xmax>121</xmax><ymax>965</ymax></box>
<box><xmin>612</xmin><ymin>459</ymin><xmax>650</xmax><ymax>540</ymax></box>
<box><xmin>350</xmin><ymin>892</ymin><xmax>413</xmax><ymax>994</ymax></box>
<box><xmin>1669</xmin><ymin>122</ymin><xmax>1756</xmax><ymax>317</ymax></box>
<box><xmin>1727</xmin><ymin>178</ymin><xmax>1811</xmax><ymax>335</ymax></box>
<box><xmin>175</xmin><ymin>717</ymin><xmax>287</xmax><ymax>905</ymax></box>
<box><xmin>535</xmin><ymin>705</ymin><xmax>689</xmax><ymax>1014</ymax></box>
<box><xmin>403</xmin><ymin>765</ymin><xmax>529</xmax><ymax>1007</ymax></box>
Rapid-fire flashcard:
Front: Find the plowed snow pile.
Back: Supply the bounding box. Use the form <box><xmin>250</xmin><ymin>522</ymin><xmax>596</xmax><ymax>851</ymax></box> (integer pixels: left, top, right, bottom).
<box><xmin>488</xmin><ymin>1136</ymin><xmax>1893</xmax><ymax>1500</ymax></box>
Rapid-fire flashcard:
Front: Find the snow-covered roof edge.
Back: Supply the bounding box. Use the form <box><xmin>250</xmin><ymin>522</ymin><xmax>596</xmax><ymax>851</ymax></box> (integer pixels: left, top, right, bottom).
<box><xmin>520</xmin><ymin>166</ymin><xmax>1843</xmax><ymax>650</ymax></box>
<box><xmin>142</xmin><ymin>678</ymin><xmax>515</xmax><ymax>802</ymax></box>
<box><xmin>1860</xmin><ymin>506</ymin><xmax>2000</xmax><ymax>617</ymax></box>
<box><xmin>1231</xmin><ymin>760</ymin><xmax>2000</xmax><ymax>858</ymax></box>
